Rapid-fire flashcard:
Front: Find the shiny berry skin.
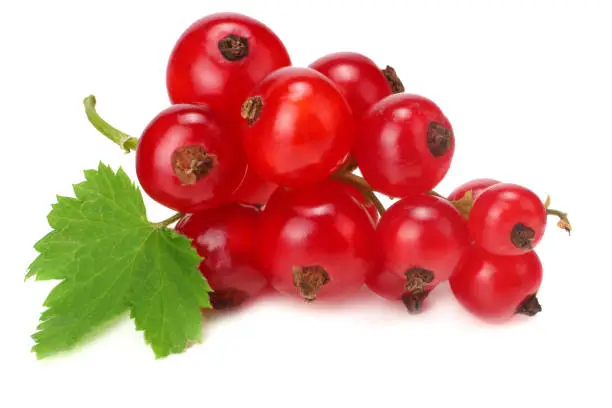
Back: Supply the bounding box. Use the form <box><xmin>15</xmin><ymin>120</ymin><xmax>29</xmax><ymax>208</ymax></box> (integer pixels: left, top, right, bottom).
<box><xmin>175</xmin><ymin>203</ymin><xmax>268</xmax><ymax>309</ymax></box>
<box><xmin>309</xmin><ymin>52</ymin><xmax>393</xmax><ymax>118</ymax></box>
<box><xmin>231</xmin><ymin>166</ymin><xmax>277</xmax><ymax>206</ymax></box>
<box><xmin>366</xmin><ymin>195</ymin><xmax>470</xmax><ymax>312</ymax></box>
<box><xmin>469</xmin><ymin>183</ymin><xmax>547</xmax><ymax>255</ymax></box>
<box><xmin>241</xmin><ymin>67</ymin><xmax>354</xmax><ymax>187</ymax></box>
<box><xmin>166</xmin><ymin>12</ymin><xmax>291</xmax><ymax>123</ymax></box>
<box><xmin>136</xmin><ymin>104</ymin><xmax>246</xmax><ymax>213</ymax></box>
<box><xmin>447</xmin><ymin>178</ymin><xmax>500</xmax><ymax>201</ymax></box>
<box><xmin>354</xmin><ymin>94</ymin><xmax>455</xmax><ymax>198</ymax></box>
<box><xmin>450</xmin><ymin>245</ymin><xmax>543</xmax><ymax>321</ymax></box>
<box><xmin>258</xmin><ymin>181</ymin><xmax>377</xmax><ymax>302</ymax></box>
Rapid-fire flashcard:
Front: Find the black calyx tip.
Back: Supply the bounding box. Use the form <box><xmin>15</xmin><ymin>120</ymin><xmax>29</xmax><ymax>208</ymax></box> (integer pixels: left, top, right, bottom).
<box><xmin>516</xmin><ymin>294</ymin><xmax>542</xmax><ymax>317</ymax></box>
<box><xmin>241</xmin><ymin>96</ymin><xmax>264</xmax><ymax>126</ymax></box>
<box><xmin>427</xmin><ymin>121</ymin><xmax>453</xmax><ymax>157</ymax></box>
<box><xmin>382</xmin><ymin>65</ymin><xmax>405</xmax><ymax>93</ymax></box>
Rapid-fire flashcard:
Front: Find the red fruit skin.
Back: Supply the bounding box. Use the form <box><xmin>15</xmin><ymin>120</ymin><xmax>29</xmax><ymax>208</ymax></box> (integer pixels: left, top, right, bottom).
<box><xmin>231</xmin><ymin>166</ymin><xmax>277</xmax><ymax>205</ymax></box>
<box><xmin>166</xmin><ymin>12</ymin><xmax>291</xmax><ymax>123</ymax></box>
<box><xmin>468</xmin><ymin>183</ymin><xmax>547</xmax><ymax>255</ymax></box>
<box><xmin>366</xmin><ymin>195</ymin><xmax>471</xmax><ymax>302</ymax></box>
<box><xmin>258</xmin><ymin>181</ymin><xmax>377</xmax><ymax>301</ymax></box>
<box><xmin>450</xmin><ymin>245</ymin><xmax>543</xmax><ymax>321</ymax></box>
<box><xmin>241</xmin><ymin>67</ymin><xmax>354</xmax><ymax>187</ymax></box>
<box><xmin>310</xmin><ymin>52</ymin><xmax>392</xmax><ymax>118</ymax></box>
<box><xmin>136</xmin><ymin>104</ymin><xmax>246</xmax><ymax>213</ymax></box>
<box><xmin>354</xmin><ymin>94</ymin><xmax>455</xmax><ymax>198</ymax></box>
<box><xmin>447</xmin><ymin>178</ymin><xmax>501</xmax><ymax>201</ymax></box>
<box><xmin>175</xmin><ymin>203</ymin><xmax>268</xmax><ymax>309</ymax></box>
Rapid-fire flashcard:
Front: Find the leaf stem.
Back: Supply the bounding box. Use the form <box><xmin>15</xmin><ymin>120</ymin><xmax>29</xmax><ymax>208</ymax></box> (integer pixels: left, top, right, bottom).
<box><xmin>83</xmin><ymin>95</ymin><xmax>139</xmax><ymax>152</ymax></box>
<box><xmin>152</xmin><ymin>213</ymin><xmax>185</xmax><ymax>229</ymax></box>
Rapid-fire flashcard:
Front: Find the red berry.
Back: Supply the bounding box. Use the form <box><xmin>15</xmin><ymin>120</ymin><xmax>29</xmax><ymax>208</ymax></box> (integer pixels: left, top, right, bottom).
<box><xmin>175</xmin><ymin>203</ymin><xmax>268</xmax><ymax>309</ymax></box>
<box><xmin>367</xmin><ymin>195</ymin><xmax>470</xmax><ymax>312</ymax></box>
<box><xmin>231</xmin><ymin>166</ymin><xmax>277</xmax><ymax>206</ymax></box>
<box><xmin>310</xmin><ymin>52</ymin><xmax>398</xmax><ymax>118</ymax></box>
<box><xmin>241</xmin><ymin>67</ymin><xmax>354</xmax><ymax>187</ymax></box>
<box><xmin>354</xmin><ymin>94</ymin><xmax>454</xmax><ymax>198</ymax></box>
<box><xmin>166</xmin><ymin>12</ymin><xmax>291</xmax><ymax>123</ymax></box>
<box><xmin>136</xmin><ymin>104</ymin><xmax>246</xmax><ymax>213</ymax></box>
<box><xmin>447</xmin><ymin>178</ymin><xmax>500</xmax><ymax>201</ymax></box>
<box><xmin>450</xmin><ymin>245</ymin><xmax>543</xmax><ymax>321</ymax></box>
<box><xmin>258</xmin><ymin>181</ymin><xmax>377</xmax><ymax>302</ymax></box>
<box><xmin>469</xmin><ymin>183</ymin><xmax>547</xmax><ymax>255</ymax></box>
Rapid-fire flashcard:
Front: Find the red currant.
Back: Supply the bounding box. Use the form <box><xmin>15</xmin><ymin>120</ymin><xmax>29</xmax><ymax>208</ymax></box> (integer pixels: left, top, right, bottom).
<box><xmin>136</xmin><ymin>104</ymin><xmax>246</xmax><ymax>213</ymax></box>
<box><xmin>166</xmin><ymin>12</ymin><xmax>291</xmax><ymax>123</ymax></box>
<box><xmin>354</xmin><ymin>94</ymin><xmax>455</xmax><ymax>198</ymax></box>
<box><xmin>310</xmin><ymin>52</ymin><xmax>401</xmax><ymax>118</ymax></box>
<box><xmin>447</xmin><ymin>178</ymin><xmax>500</xmax><ymax>201</ymax></box>
<box><xmin>366</xmin><ymin>195</ymin><xmax>470</xmax><ymax>312</ymax></box>
<box><xmin>231</xmin><ymin>166</ymin><xmax>277</xmax><ymax>206</ymax></box>
<box><xmin>175</xmin><ymin>203</ymin><xmax>268</xmax><ymax>309</ymax></box>
<box><xmin>258</xmin><ymin>181</ymin><xmax>377</xmax><ymax>302</ymax></box>
<box><xmin>241</xmin><ymin>67</ymin><xmax>354</xmax><ymax>187</ymax></box>
<box><xmin>469</xmin><ymin>183</ymin><xmax>547</xmax><ymax>255</ymax></box>
<box><xmin>450</xmin><ymin>245</ymin><xmax>543</xmax><ymax>321</ymax></box>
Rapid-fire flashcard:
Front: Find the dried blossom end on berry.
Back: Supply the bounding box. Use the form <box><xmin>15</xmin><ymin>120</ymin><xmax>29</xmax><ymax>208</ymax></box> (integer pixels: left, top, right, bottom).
<box><xmin>292</xmin><ymin>265</ymin><xmax>330</xmax><ymax>302</ymax></box>
<box><xmin>516</xmin><ymin>294</ymin><xmax>542</xmax><ymax>317</ymax></box>
<box><xmin>511</xmin><ymin>223</ymin><xmax>535</xmax><ymax>250</ymax></box>
<box><xmin>172</xmin><ymin>146</ymin><xmax>216</xmax><ymax>185</ymax></box>
<box><xmin>218</xmin><ymin>34</ymin><xmax>249</xmax><ymax>61</ymax></box>
<box><xmin>241</xmin><ymin>96</ymin><xmax>264</xmax><ymax>126</ymax></box>
<box><xmin>382</xmin><ymin>65</ymin><xmax>405</xmax><ymax>93</ymax></box>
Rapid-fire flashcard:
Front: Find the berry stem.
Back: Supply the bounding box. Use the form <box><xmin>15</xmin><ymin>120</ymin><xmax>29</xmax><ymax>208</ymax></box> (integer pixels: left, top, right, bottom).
<box><xmin>83</xmin><ymin>95</ymin><xmax>139</xmax><ymax>152</ymax></box>
<box><xmin>546</xmin><ymin>208</ymin><xmax>572</xmax><ymax>234</ymax></box>
<box><xmin>333</xmin><ymin>172</ymin><xmax>386</xmax><ymax>215</ymax></box>
<box><xmin>366</xmin><ymin>191</ymin><xmax>386</xmax><ymax>216</ymax></box>
<box><xmin>151</xmin><ymin>213</ymin><xmax>185</xmax><ymax>229</ymax></box>
<box><xmin>333</xmin><ymin>171</ymin><xmax>371</xmax><ymax>191</ymax></box>
<box><xmin>341</xmin><ymin>156</ymin><xmax>359</xmax><ymax>173</ymax></box>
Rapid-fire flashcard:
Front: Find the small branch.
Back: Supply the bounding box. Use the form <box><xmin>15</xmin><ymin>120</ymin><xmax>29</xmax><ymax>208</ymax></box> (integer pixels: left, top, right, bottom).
<box><xmin>83</xmin><ymin>95</ymin><xmax>139</xmax><ymax>152</ymax></box>
<box><xmin>340</xmin><ymin>156</ymin><xmax>359</xmax><ymax>173</ymax></box>
<box><xmin>332</xmin><ymin>171</ymin><xmax>373</xmax><ymax>192</ymax></box>
<box><xmin>152</xmin><ymin>213</ymin><xmax>185</xmax><ymax>229</ymax></box>
<box><xmin>365</xmin><ymin>191</ymin><xmax>386</xmax><ymax>215</ymax></box>
<box><xmin>332</xmin><ymin>172</ymin><xmax>386</xmax><ymax>215</ymax></box>
<box><xmin>546</xmin><ymin>208</ymin><xmax>572</xmax><ymax>234</ymax></box>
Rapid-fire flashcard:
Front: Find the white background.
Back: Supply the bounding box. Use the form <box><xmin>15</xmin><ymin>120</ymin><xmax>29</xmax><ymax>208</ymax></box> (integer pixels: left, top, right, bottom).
<box><xmin>1</xmin><ymin>0</ymin><xmax>611</xmax><ymax>406</ymax></box>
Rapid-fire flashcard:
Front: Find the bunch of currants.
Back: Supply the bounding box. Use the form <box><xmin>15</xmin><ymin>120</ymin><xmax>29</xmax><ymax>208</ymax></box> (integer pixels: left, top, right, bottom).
<box><xmin>90</xmin><ymin>12</ymin><xmax>571</xmax><ymax>322</ymax></box>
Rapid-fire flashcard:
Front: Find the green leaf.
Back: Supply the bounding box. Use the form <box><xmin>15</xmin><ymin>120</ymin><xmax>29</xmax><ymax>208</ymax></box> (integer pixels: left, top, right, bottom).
<box><xmin>27</xmin><ymin>163</ymin><xmax>210</xmax><ymax>359</ymax></box>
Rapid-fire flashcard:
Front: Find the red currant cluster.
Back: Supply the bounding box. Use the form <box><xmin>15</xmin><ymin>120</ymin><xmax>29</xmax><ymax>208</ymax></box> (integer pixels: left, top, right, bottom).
<box><xmin>94</xmin><ymin>12</ymin><xmax>571</xmax><ymax>322</ymax></box>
